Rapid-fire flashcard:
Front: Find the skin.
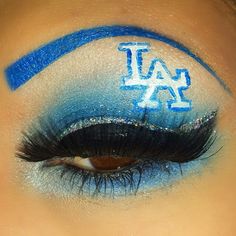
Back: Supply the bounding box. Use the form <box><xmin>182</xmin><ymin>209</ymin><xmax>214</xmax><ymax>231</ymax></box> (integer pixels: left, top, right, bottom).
<box><xmin>0</xmin><ymin>0</ymin><xmax>236</xmax><ymax>235</ymax></box>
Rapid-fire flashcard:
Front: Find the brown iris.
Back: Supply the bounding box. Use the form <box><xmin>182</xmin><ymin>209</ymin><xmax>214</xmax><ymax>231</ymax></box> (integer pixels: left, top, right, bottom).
<box><xmin>88</xmin><ymin>156</ymin><xmax>137</xmax><ymax>171</ymax></box>
<box><xmin>47</xmin><ymin>156</ymin><xmax>137</xmax><ymax>172</ymax></box>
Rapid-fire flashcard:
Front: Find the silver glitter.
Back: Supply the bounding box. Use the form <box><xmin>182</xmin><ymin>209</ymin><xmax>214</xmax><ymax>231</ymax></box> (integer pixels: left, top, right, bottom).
<box><xmin>59</xmin><ymin>111</ymin><xmax>217</xmax><ymax>139</ymax></box>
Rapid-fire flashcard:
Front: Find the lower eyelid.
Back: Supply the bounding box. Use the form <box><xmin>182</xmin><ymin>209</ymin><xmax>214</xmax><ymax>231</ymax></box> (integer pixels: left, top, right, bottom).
<box><xmin>19</xmin><ymin>155</ymin><xmax>212</xmax><ymax>198</ymax></box>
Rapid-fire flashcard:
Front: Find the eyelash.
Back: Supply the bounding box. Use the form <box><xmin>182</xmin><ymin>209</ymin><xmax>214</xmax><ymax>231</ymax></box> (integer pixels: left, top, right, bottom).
<box><xmin>18</xmin><ymin>111</ymin><xmax>218</xmax><ymax>198</ymax></box>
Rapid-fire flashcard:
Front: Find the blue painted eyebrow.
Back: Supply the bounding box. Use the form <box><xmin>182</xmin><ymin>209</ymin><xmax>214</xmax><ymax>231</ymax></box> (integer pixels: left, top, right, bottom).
<box><xmin>5</xmin><ymin>25</ymin><xmax>231</xmax><ymax>93</ymax></box>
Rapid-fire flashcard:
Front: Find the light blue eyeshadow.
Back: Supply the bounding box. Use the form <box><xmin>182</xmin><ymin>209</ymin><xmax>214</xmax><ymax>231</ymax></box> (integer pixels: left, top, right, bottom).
<box><xmin>74</xmin><ymin>160</ymin><xmax>205</xmax><ymax>197</ymax></box>
<box><xmin>31</xmin><ymin>157</ymin><xmax>208</xmax><ymax>198</ymax></box>
<box><xmin>38</xmin><ymin>72</ymin><xmax>213</xmax><ymax>132</ymax></box>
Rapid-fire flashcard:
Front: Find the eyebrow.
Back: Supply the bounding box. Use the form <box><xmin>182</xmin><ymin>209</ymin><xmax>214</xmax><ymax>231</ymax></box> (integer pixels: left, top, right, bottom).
<box><xmin>4</xmin><ymin>25</ymin><xmax>231</xmax><ymax>94</ymax></box>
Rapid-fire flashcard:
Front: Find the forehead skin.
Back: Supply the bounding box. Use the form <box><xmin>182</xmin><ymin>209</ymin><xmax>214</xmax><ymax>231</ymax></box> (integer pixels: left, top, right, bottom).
<box><xmin>0</xmin><ymin>1</ymin><xmax>236</xmax><ymax>236</ymax></box>
<box><xmin>0</xmin><ymin>0</ymin><xmax>236</xmax><ymax>92</ymax></box>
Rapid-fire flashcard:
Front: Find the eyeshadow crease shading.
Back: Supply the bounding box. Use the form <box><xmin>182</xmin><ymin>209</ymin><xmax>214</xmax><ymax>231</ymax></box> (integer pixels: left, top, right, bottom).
<box><xmin>5</xmin><ymin>25</ymin><xmax>231</xmax><ymax>93</ymax></box>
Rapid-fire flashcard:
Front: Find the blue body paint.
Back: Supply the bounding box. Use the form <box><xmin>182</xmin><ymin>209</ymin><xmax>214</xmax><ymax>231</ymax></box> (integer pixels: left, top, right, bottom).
<box><xmin>5</xmin><ymin>25</ymin><xmax>230</xmax><ymax>93</ymax></box>
<box><xmin>118</xmin><ymin>42</ymin><xmax>192</xmax><ymax>111</ymax></box>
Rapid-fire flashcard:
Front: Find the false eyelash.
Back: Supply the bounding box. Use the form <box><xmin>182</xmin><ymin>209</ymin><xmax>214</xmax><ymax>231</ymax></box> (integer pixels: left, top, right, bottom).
<box><xmin>17</xmin><ymin>111</ymin><xmax>217</xmax><ymax>164</ymax></box>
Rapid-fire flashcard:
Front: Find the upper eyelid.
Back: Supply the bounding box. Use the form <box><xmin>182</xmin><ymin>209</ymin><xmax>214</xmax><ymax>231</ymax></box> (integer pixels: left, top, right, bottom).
<box><xmin>4</xmin><ymin>25</ymin><xmax>231</xmax><ymax>94</ymax></box>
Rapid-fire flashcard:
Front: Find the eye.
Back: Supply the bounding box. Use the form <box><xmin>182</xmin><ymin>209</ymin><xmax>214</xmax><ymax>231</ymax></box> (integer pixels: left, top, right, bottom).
<box><xmin>12</xmin><ymin>26</ymin><xmax>229</xmax><ymax>199</ymax></box>
<box><xmin>17</xmin><ymin>111</ymin><xmax>217</xmax><ymax>198</ymax></box>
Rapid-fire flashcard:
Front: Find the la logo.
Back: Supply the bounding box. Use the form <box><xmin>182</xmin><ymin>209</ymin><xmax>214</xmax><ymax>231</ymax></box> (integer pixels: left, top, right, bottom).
<box><xmin>118</xmin><ymin>42</ymin><xmax>192</xmax><ymax>111</ymax></box>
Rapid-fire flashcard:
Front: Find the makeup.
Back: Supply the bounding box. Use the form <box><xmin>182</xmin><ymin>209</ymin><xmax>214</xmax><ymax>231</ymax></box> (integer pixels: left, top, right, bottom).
<box><xmin>118</xmin><ymin>42</ymin><xmax>191</xmax><ymax>111</ymax></box>
<box><xmin>8</xmin><ymin>25</ymin><xmax>228</xmax><ymax>199</ymax></box>
<box><xmin>5</xmin><ymin>25</ymin><xmax>231</xmax><ymax>93</ymax></box>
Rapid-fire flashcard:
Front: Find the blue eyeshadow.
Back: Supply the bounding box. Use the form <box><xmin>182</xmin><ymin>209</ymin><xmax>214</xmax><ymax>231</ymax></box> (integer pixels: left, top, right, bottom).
<box><xmin>35</xmin><ymin>64</ymin><xmax>214</xmax><ymax>133</ymax></box>
<box><xmin>40</xmin><ymin>82</ymin><xmax>199</xmax><ymax>131</ymax></box>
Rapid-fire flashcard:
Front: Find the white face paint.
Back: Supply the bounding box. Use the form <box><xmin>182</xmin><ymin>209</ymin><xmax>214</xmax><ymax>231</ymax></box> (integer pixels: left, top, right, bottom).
<box><xmin>118</xmin><ymin>42</ymin><xmax>191</xmax><ymax>111</ymax></box>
